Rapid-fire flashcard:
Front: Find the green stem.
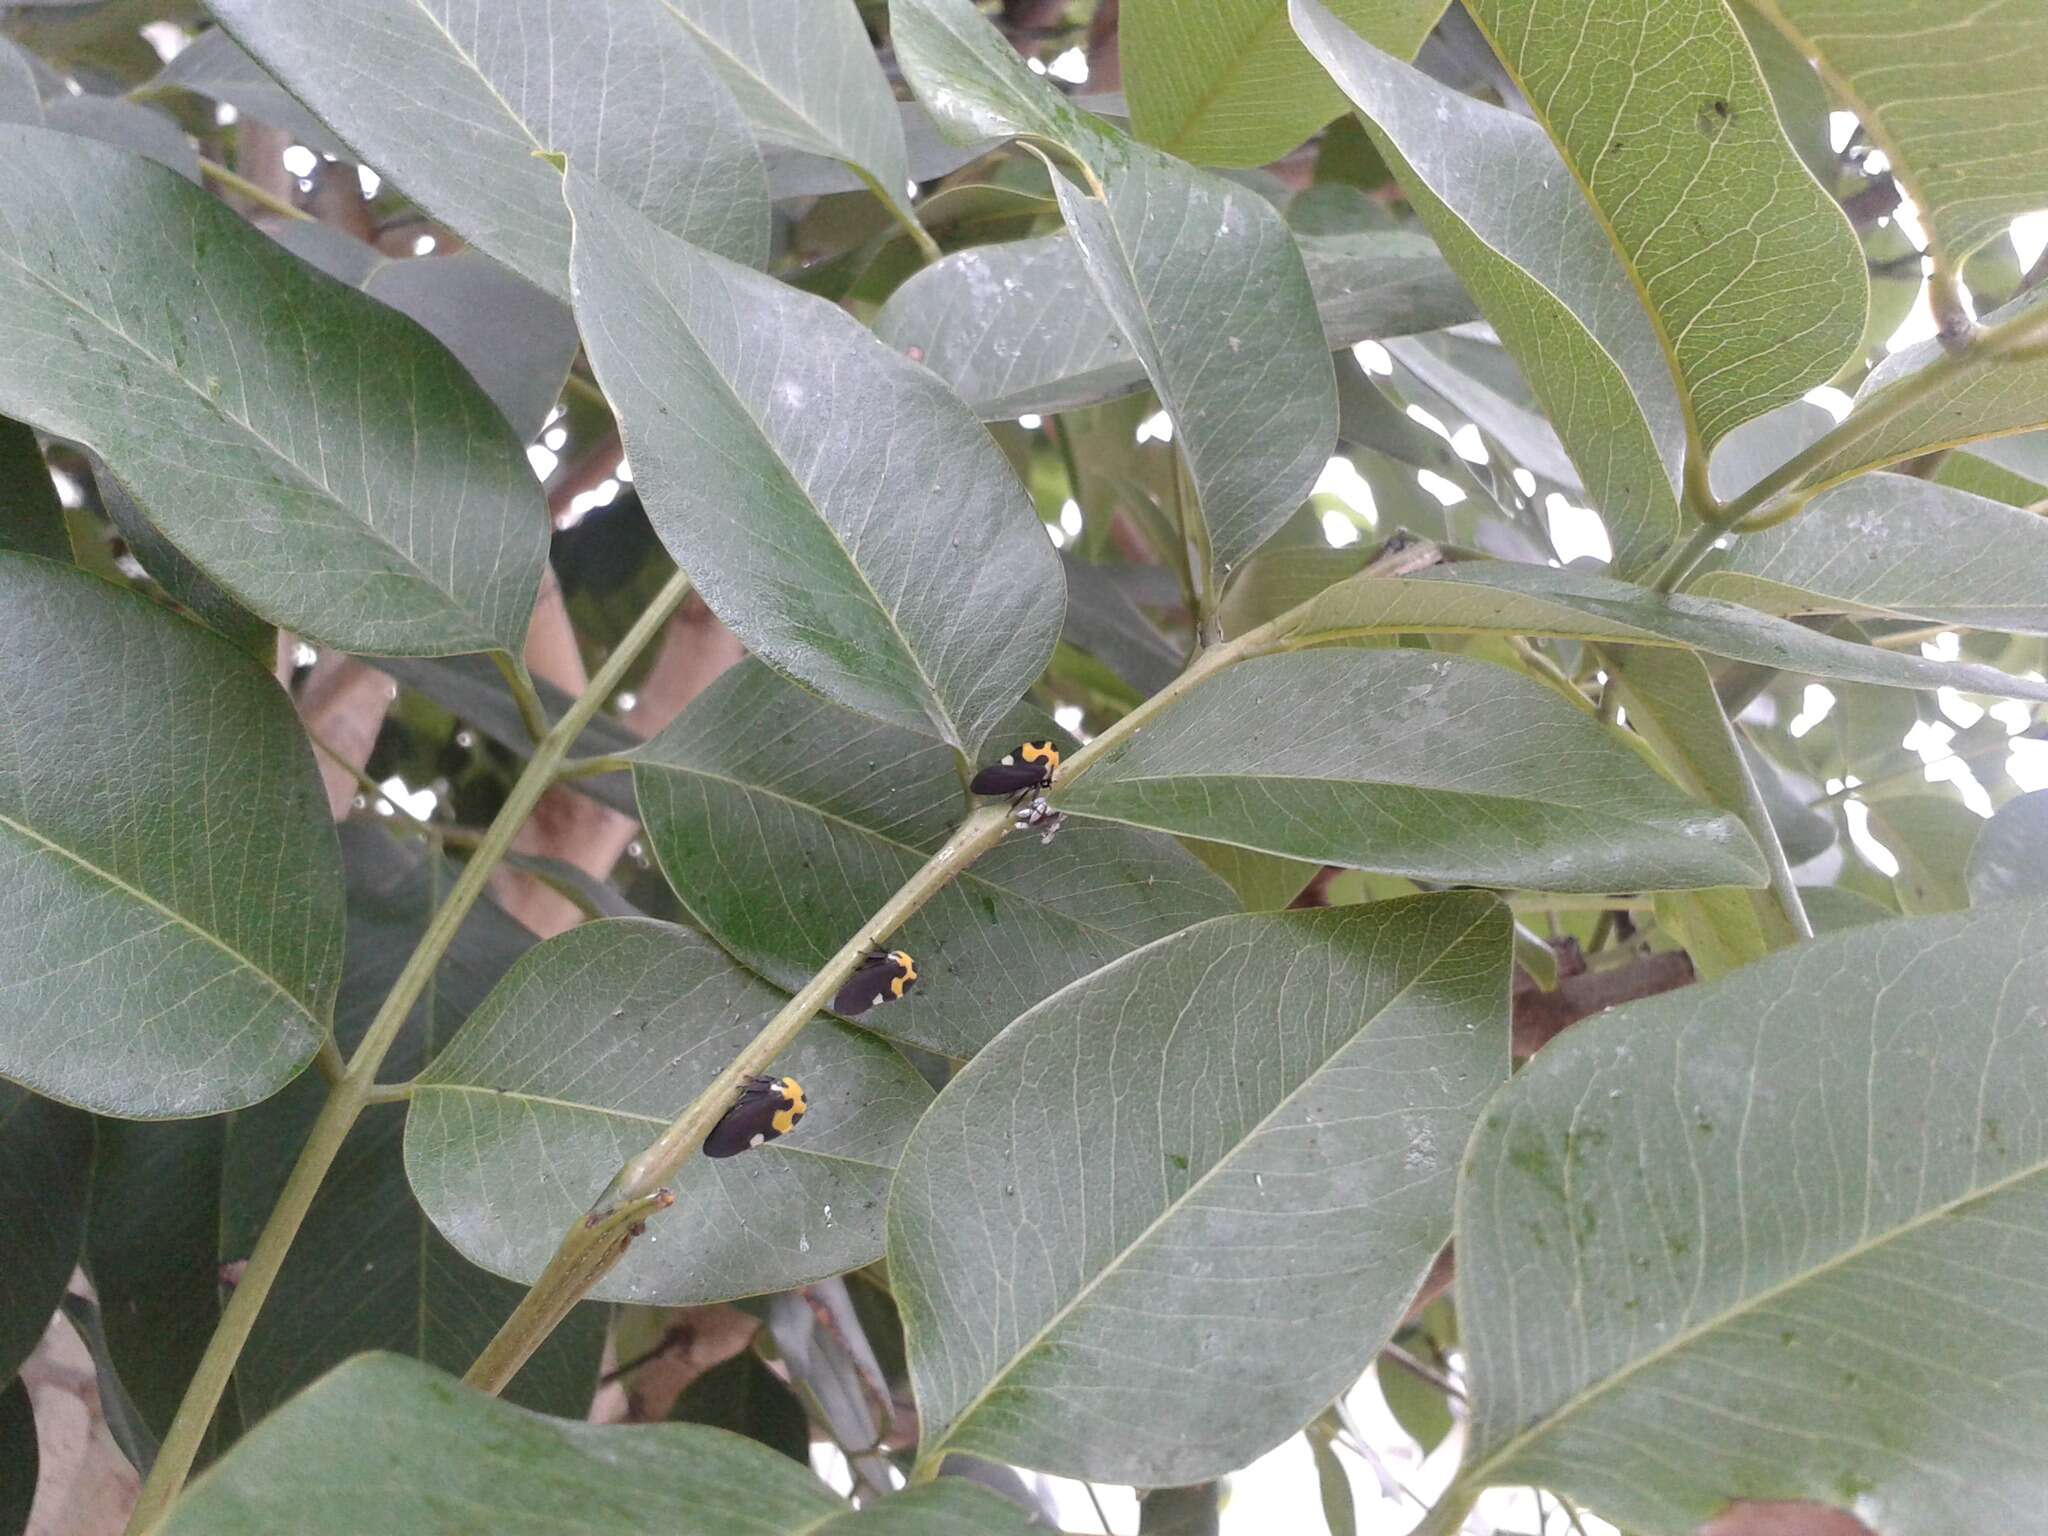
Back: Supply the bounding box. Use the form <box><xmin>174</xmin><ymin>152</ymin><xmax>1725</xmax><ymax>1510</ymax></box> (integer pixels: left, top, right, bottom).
<box><xmin>465</xmin><ymin>626</ymin><xmax>1250</xmax><ymax>1396</ymax></box>
<box><xmin>492</xmin><ymin>652</ymin><xmax>551</xmax><ymax>745</ymax></box>
<box><xmin>125</xmin><ymin>571</ymin><xmax>694</xmax><ymax>1532</ymax></box>
<box><xmin>1656</xmin><ymin>290</ymin><xmax>2048</xmax><ymax>592</ymax></box>
<box><xmin>557</xmin><ymin>752</ymin><xmax>635</xmax><ymax>781</ymax></box>
<box><xmin>1050</xmin><ymin>415</ymin><xmax>1087</xmax><ymax>514</ymax></box>
<box><xmin>855</xmin><ymin>166</ymin><xmax>944</xmax><ymax>265</ymax></box>
<box><xmin>197</xmin><ymin>156</ymin><xmax>311</xmax><ymax>223</ymax></box>
<box><xmin>1409</xmin><ymin>1483</ymin><xmax>1480</xmax><ymax>1536</ymax></box>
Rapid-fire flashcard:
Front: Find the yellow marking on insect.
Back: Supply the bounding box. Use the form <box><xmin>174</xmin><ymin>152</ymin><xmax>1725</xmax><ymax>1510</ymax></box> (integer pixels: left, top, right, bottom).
<box><xmin>1020</xmin><ymin>740</ymin><xmax>1060</xmax><ymax>773</ymax></box>
<box><xmin>771</xmin><ymin>1077</ymin><xmax>806</xmax><ymax>1135</ymax></box>
<box><xmin>889</xmin><ymin>951</ymin><xmax>917</xmax><ymax>996</ymax></box>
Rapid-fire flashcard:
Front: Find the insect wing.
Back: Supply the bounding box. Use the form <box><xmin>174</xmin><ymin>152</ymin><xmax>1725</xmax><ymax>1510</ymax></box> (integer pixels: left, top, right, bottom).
<box><xmin>970</xmin><ymin>760</ymin><xmax>1047</xmax><ymax>795</ymax></box>
<box><xmin>704</xmin><ymin>1076</ymin><xmax>789</xmax><ymax>1158</ymax></box>
<box><xmin>833</xmin><ymin>952</ymin><xmax>897</xmax><ymax>1016</ymax></box>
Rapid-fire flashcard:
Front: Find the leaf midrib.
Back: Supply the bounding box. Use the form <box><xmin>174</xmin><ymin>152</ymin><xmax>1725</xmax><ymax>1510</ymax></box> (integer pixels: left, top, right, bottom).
<box><xmin>1068</xmin><ymin>764</ymin><xmax>1704</xmax><ymax>819</ymax></box>
<box><xmin>1464</xmin><ymin>1134</ymin><xmax>2048</xmax><ymax>1489</ymax></box>
<box><xmin>1454</xmin><ymin>3</ymin><xmax>1726</xmax><ymax>458</ymax></box>
<box><xmin>403</xmin><ymin>0</ymin><xmax>548</xmax><ymax>158</ymax></box>
<box><xmin>928</xmin><ymin>902</ymin><xmax>1498</xmax><ymax>1453</ymax></box>
<box><xmin>0</xmin><ymin>806</ymin><xmax>311</xmax><ymax>1018</ymax></box>
<box><xmin>0</xmin><ymin>234</ymin><xmax>500</xmax><ymax>650</ymax></box>
<box><xmin>659</xmin><ymin>0</ymin><xmax>863</xmax><ymax>167</ymax></box>
<box><xmin>1150</xmin><ymin>1</ymin><xmax>1305</xmax><ymax>156</ymax></box>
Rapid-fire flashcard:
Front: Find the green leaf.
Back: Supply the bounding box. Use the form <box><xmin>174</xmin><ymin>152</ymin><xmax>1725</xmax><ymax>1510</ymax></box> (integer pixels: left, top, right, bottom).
<box><xmin>158</xmin><ymin>1353</ymin><xmax>1036</xmax><ymax>1535</ymax></box>
<box><xmin>1057</xmin><ymin>650</ymin><xmax>1763</xmax><ymax>893</ymax></box>
<box><xmin>1652</xmin><ymin>887</ymin><xmax>1771</xmax><ymax>981</ymax></box>
<box><xmin>1731</xmin><ymin>0</ymin><xmax>1834</xmax><ymax>185</ymax></box>
<box><xmin>0</xmin><ymin>414</ymin><xmax>66</xmax><ymax>560</ymax></box>
<box><xmin>145</xmin><ymin>25</ymin><xmax>352</xmax><ymax>158</ymax></box>
<box><xmin>630</xmin><ymin>660</ymin><xmax>1236</xmax><ymax>1059</ymax></box>
<box><xmin>1292</xmin><ymin>1</ymin><xmax>1684</xmax><ymax>574</ymax></box>
<box><xmin>210</xmin><ymin>0</ymin><xmax>767</xmax><ymax>299</ymax></box>
<box><xmin>0</xmin><ymin>1081</ymin><xmax>91</xmax><ymax>1381</ymax></box>
<box><xmin>1060</xmin><ymin>556</ymin><xmax>1185</xmax><ymax>697</ymax></box>
<box><xmin>376</xmin><ymin>653</ymin><xmax>640</xmax><ymax>774</ymax></box>
<box><xmin>1180</xmin><ymin>837</ymin><xmax>1321</xmax><ymax>911</ymax></box>
<box><xmin>1604</xmin><ymin>645</ymin><xmax>1803</xmax><ymax>967</ymax></box>
<box><xmin>1865</xmin><ymin>794</ymin><xmax>1981</xmax><ymax>915</ymax></box>
<box><xmin>1381</xmin><ymin>1314</ymin><xmax>1455</xmax><ymax>1455</ymax></box>
<box><xmin>406</xmin><ymin>918</ymin><xmax>933</xmax><ymax>1304</ymax></box>
<box><xmin>1795</xmin><ymin>285</ymin><xmax>2048</xmax><ymax>491</ymax></box>
<box><xmin>1967</xmin><ymin>790</ymin><xmax>2048</xmax><ymax>907</ymax></box>
<box><xmin>1744</xmin><ymin>739</ymin><xmax>1835</xmax><ymax>868</ymax></box>
<box><xmin>87</xmin><ymin>1116</ymin><xmax>240</xmax><ymax>1462</ymax></box>
<box><xmin>566</xmin><ymin>169</ymin><xmax>1064</xmax><ymax>756</ymax></box>
<box><xmin>872</xmin><ymin>227</ymin><xmax>1474</xmax><ymax>421</ymax></box>
<box><xmin>1270</xmin><ymin>561</ymin><xmax>2048</xmax><ymax>701</ymax></box>
<box><xmin>1039</xmin><ymin>151</ymin><xmax>1336</xmax><ymax>586</ymax></box>
<box><xmin>1452</xmin><ymin>901</ymin><xmax>2048</xmax><ymax>1532</ymax></box>
<box><xmin>0</xmin><ymin>557</ymin><xmax>342</xmax><ymax>1116</ymax></box>
<box><xmin>0</xmin><ymin>32</ymin><xmax>35</xmax><ymax>115</ymax></box>
<box><xmin>895</xmin><ymin>0</ymin><xmax>1339</xmax><ymax>585</ymax></box>
<box><xmin>1142</xmin><ymin>1482</ymin><xmax>1224</xmax><ymax>1535</ymax></box>
<box><xmin>58</xmin><ymin>1293</ymin><xmax>161</xmax><ymax>1476</ymax></box>
<box><xmin>222</xmin><ymin>826</ymin><xmax>601</xmax><ymax>1424</ymax></box>
<box><xmin>1460</xmin><ymin>0</ymin><xmax>1864</xmax><ymax>451</ymax></box>
<box><xmin>1802</xmin><ymin>883</ymin><xmax>1896</xmax><ymax>933</ymax></box>
<box><xmin>760</xmin><ymin>1282</ymin><xmax>892</xmax><ymax>1491</ymax></box>
<box><xmin>98</xmin><ymin>474</ymin><xmax>273</xmax><ymax>662</ymax></box>
<box><xmin>1381</xmin><ymin>331</ymin><xmax>1583</xmax><ymax>494</ymax></box>
<box><xmin>893</xmin><ymin>896</ymin><xmax>1511</xmax><ymax>1483</ymax></box>
<box><xmin>1</xmin><ymin>0</ymin><xmax>171</xmax><ymax>83</ymax></box>
<box><xmin>1697</xmin><ymin>474</ymin><xmax>2048</xmax><ymax>635</ymax></box>
<box><xmin>1</xmin><ymin>36</ymin><xmax>199</xmax><ymax>181</ymax></box>
<box><xmin>1943</xmin><ymin>434</ymin><xmax>2048</xmax><ymax>507</ymax></box>
<box><xmin>0</xmin><ymin>126</ymin><xmax>548</xmax><ymax>659</ymax></box>
<box><xmin>670</xmin><ymin>1350</ymin><xmax>810</xmax><ymax>1464</ymax></box>
<box><xmin>1124</xmin><ymin>0</ymin><xmax>1447</xmax><ymax>167</ymax></box>
<box><xmin>268</xmin><ymin>223</ymin><xmax>579</xmax><ymax>443</ymax></box>
<box><xmin>0</xmin><ymin>1378</ymin><xmax>34</xmax><ymax>1534</ymax></box>
<box><xmin>660</xmin><ymin>0</ymin><xmax>914</xmax><ymax>229</ymax></box>
<box><xmin>1308</xmin><ymin>1435</ymin><xmax>1357</xmax><ymax>1536</ymax></box>
<box><xmin>1748</xmin><ymin>0</ymin><xmax>2048</xmax><ymax>270</ymax></box>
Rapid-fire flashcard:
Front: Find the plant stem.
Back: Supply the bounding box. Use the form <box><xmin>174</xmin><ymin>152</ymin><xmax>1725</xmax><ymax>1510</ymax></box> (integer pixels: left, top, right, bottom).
<box><xmin>492</xmin><ymin>652</ymin><xmax>552</xmax><ymax>744</ymax></box>
<box><xmin>124</xmin><ymin>570</ymin><xmax>694</xmax><ymax>1532</ymax></box>
<box><xmin>1654</xmin><ymin>290</ymin><xmax>2048</xmax><ymax>592</ymax></box>
<box><xmin>463</xmin><ymin>531</ymin><xmax>1454</xmax><ymax>1395</ymax></box>
<box><xmin>853</xmin><ymin>166</ymin><xmax>944</xmax><ymax>264</ymax></box>
<box><xmin>557</xmin><ymin>752</ymin><xmax>635</xmax><ymax>780</ymax></box>
<box><xmin>314</xmin><ymin>1035</ymin><xmax>347</xmax><ymax>1085</ymax></box>
<box><xmin>466</xmin><ymin>618</ymin><xmax>1250</xmax><ymax>1395</ymax></box>
<box><xmin>197</xmin><ymin>156</ymin><xmax>312</xmax><ymax>222</ymax></box>
<box><xmin>1410</xmin><ymin>1484</ymin><xmax>1480</xmax><ymax>1536</ymax></box>
<box><xmin>463</xmin><ymin>802</ymin><xmax>1016</xmax><ymax>1394</ymax></box>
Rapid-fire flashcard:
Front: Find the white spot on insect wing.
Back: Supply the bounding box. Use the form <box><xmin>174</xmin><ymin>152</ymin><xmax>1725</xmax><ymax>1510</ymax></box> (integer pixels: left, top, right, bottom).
<box><xmin>1001</xmin><ymin>754</ymin><xmax>1015</xmax><ymax>764</ymax></box>
<box><xmin>749</xmin><ymin>1132</ymin><xmax>764</xmax><ymax>1147</ymax></box>
<box><xmin>873</xmin><ymin>994</ymin><xmax>886</xmax><ymax>1007</ymax></box>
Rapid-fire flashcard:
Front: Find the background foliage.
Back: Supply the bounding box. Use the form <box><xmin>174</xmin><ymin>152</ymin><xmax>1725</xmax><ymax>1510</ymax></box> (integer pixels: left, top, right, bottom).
<box><xmin>5</xmin><ymin>1</ymin><xmax>2048</xmax><ymax>1534</ymax></box>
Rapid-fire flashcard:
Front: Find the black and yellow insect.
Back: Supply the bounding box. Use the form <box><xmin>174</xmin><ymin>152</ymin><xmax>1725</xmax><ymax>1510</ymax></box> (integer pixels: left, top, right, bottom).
<box><xmin>971</xmin><ymin>739</ymin><xmax>1060</xmax><ymax>797</ymax></box>
<box><xmin>834</xmin><ymin>949</ymin><xmax>917</xmax><ymax>1016</ymax></box>
<box><xmin>703</xmin><ymin>1074</ymin><xmax>806</xmax><ymax>1158</ymax></box>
